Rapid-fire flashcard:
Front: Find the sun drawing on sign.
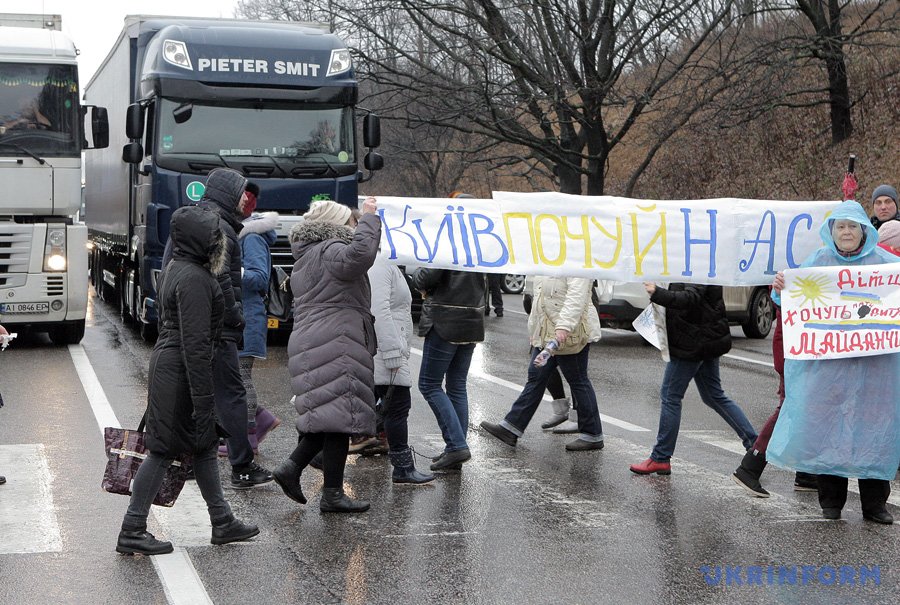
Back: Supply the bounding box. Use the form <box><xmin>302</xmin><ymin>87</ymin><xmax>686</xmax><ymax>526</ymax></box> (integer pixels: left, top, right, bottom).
<box><xmin>787</xmin><ymin>274</ymin><xmax>834</xmax><ymax>307</ymax></box>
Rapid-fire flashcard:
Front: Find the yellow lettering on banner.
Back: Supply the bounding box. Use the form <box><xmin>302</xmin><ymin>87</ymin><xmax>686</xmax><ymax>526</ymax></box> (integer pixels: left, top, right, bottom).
<box><xmin>535</xmin><ymin>214</ymin><xmax>566</xmax><ymax>266</ymax></box>
<box><xmin>502</xmin><ymin>213</ymin><xmax>539</xmax><ymax>264</ymax></box>
<box><xmin>562</xmin><ymin>216</ymin><xmax>592</xmax><ymax>268</ymax></box>
<box><xmin>590</xmin><ymin>216</ymin><xmax>623</xmax><ymax>269</ymax></box>
<box><xmin>629</xmin><ymin>205</ymin><xmax>668</xmax><ymax>277</ymax></box>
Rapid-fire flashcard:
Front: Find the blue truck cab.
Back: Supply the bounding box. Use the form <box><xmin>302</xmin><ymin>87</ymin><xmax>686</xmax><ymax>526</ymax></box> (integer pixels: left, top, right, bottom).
<box><xmin>84</xmin><ymin>16</ymin><xmax>381</xmax><ymax>339</ymax></box>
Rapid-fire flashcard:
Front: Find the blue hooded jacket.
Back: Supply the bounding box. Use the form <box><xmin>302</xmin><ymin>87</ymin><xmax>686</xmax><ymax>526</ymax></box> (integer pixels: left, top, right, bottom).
<box><xmin>239</xmin><ymin>212</ymin><xmax>278</xmax><ymax>358</ymax></box>
<box><xmin>768</xmin><ymin>201</ymin><xmax>900</xmax><ymax>480</ymax></box>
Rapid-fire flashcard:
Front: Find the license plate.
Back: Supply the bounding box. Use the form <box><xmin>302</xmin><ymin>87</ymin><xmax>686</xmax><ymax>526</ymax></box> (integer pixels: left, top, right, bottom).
<box><xmin>267</xmin><ymin>318</ymin><xmax>279</xmax><ymax>329</ymax></box>
<box><xmin>0</xmin><ymin>302</ymin><xmax>50</xmax><ymax>314</ymax></box>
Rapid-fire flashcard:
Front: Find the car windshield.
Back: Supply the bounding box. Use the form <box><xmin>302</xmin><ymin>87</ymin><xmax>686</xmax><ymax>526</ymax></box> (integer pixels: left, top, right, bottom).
<box><xmin>0</xmin><ymin>63</ymin><xmax>80</xmax><ymax>156</ymax></box>
<box><xmin>156</xmin><ymin>99</ymin><xmax>355</xmax><ymax>165</ymax></box>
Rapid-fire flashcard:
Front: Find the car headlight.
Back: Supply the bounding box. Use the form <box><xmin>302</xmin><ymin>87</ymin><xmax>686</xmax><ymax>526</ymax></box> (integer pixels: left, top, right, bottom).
<box><xmin>44</xmin><ymin>227</ymin><xmax>67</xmax><ymax>272</ymax></box>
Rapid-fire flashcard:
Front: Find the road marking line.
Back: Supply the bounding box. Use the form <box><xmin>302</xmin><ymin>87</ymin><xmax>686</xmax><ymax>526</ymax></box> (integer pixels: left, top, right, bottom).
<box><xmin>410</xmin><ymin>347</ymin><xmax>650</xmax><ymax>432</ymax></box>
<box><xmin>68</xmin><ymin>344</ymin><xmax>213</xmax><ymax>605</ymax></box>
<box><xmin>0</xmin><ymin>444</ymin><xmax>62</xmax><ymax>554</ymax></box>
<box><xmin>153</xmin><ymin>550</ymin><xmax>214</xmax><ymax>605</ymax></box>
<box><xmin>723</xmin><ymin>353</ymin><xmax>774</xmax><ymax>367</ymax></box>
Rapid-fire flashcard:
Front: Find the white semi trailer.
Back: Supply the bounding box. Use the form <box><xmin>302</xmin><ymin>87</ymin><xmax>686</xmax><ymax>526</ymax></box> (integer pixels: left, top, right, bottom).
<box><xmin>0</xmin><ymin>13</ymin><xmax>108</xmax><ymax>343</ymax></box>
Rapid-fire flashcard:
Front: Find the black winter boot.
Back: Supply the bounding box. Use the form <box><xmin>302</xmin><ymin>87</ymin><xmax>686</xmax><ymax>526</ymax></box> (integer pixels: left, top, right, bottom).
<box><xmin>273</xmin><ymin>460</ymin><xmax>307</xmax><ymax>504</ymax></box>
<box><xmin>389</xmin><ymin>448</ymin><xmax>435</xmax><ymax>485</ymax></box>
<box><xmin>211</xmin><ymin>517</ymin><xmax>260</xmax><ymax>545</ymax></box>
<box><xmin>320</xmin><ymin>487</ymin><xmax>370</xmax><ymax>513</ymax></box>
<box><xmin>116</xmin><ymin>528</ymin><xmax>174</xmax><ymax>555</ymax></box>
<box><xmin>732</xmin><ymin>450</ymin><xmax>770</xmax><ymax>498</ymax></box>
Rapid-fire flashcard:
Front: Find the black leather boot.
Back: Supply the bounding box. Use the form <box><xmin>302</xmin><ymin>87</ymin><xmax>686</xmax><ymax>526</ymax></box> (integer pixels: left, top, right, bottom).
<box><xmin>116</xmin><ymin>528</ymin><xmax>174</xmax><ymax>555</ymax></box>
<box><xmin>732</xmin><ymin>450</ymin><xmax>770</xmax><ymax>498</ymax></box>
<box><xmin>389</xmin><ymin>448</ymin><xmax>435</xmax><ymax>484</ymax></box>
<box><xmin>320</xmin><ymin>487</ymin><xmax>370</xmax><ymax>513</ymax></box>
<box><xmin>211</xmin><ymin>517</ymin><xmax>260</xmax><ymax>545</ymax></box>
<box><xmin>272</xmin><ymin>460</ymin><xmax>307</xmax><ymax>504</ymax></box>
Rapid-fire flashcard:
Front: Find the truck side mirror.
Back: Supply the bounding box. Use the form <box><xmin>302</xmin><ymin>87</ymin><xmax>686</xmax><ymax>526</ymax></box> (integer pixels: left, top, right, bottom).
<box><xmin>363</xmin><ymin>151</ymin><xmax>383</xmax><ymax>171</ymax></box>
<box><xmin>90</xmin><ymin>106</ymin><xmax>109</xmax><ymax>149</ymax></box>
<box><xmin>122</xmin><ymin>142</ymin><xmax>144</xmax><ymax>164</ymax></box>
<box><xmin>363</xmin><ymin>114</ymin><xmax>380</xmax><ymax>148</ymax></box>
<box><xmin>125</xmin><ymin>104</ymin><xmax>145</xmax><ymax>140</ymax></box>
<box><xmin>173</xmin><ymin>102</ymin><xmax>193</xmax><ymax>124</ymax></box>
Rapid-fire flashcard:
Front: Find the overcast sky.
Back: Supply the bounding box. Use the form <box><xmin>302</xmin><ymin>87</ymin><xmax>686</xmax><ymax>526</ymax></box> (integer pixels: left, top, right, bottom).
<box><xmin>12</xmin><ymin>0</ymin><xmax>240</xmax><ymax>88</ymax></box>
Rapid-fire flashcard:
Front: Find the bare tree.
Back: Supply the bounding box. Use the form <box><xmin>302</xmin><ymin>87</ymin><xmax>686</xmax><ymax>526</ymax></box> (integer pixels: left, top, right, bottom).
<box><xmin>239</xmin><ymin>0</ymin><xmax>741</xmax><ymax>195</ymax></box>
<box><xmin>711</xmin><ymin>0</ymin><xmax>898</xmax><ymax>145</ymax></box>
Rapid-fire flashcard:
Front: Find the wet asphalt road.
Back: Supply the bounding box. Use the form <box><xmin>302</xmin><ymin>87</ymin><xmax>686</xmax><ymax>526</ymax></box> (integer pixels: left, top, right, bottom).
<box><xmin>1</xmin><ymin>291</ymin><xmax>898</xmax><ymax>605</ymax></box>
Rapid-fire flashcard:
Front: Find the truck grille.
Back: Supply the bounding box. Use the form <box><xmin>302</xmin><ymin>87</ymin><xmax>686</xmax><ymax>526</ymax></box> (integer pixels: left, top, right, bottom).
<box><xmin>270</xmin><ymin>236</ymin><xmax>294</xmax><ymax>272</ymax></box>
<box><xmin>0</xmin><ymin>226</ymin><xmax>33</xmax><ymax>274</ymax></box>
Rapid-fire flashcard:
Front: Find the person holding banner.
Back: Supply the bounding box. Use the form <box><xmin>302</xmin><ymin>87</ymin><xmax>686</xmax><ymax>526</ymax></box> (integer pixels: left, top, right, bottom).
<box><xmin>766</xmin><ymin>200</ymin><xmax>900</xmax><ymax>524</ymax></box>
<box><xmin>413</xmin><ymin>268</ymin><xmax>487</xmax><ymax>471</ymax></box>
<box><xmin>273</xmin><ymin>198</ymin><xmax>380</xmax><ymax>513</ymax></box>
<box><xmin>479</xmin><ymin>276</ymin><xmax>605</xmax><ymax>452</ymax></box>
<box><xmin>629</xmin><ymin>283</ymin><xmax>758</xmax><ymax>476</ymax></box>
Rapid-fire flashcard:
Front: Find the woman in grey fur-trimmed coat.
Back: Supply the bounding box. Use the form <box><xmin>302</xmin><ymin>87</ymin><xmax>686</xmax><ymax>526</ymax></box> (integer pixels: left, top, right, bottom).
<box><xmin>272</xmin><ymin>197</ymin><xmax>381</xmax><ymax>513</ymax></box>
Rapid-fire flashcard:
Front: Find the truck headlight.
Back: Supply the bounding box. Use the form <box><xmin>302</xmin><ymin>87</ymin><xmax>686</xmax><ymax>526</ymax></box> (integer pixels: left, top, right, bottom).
<box><xmin>47</xmin><ymin>254</ymin><xmax>67</xmax><ymax>271</ymax></box>
<box><xmin>163</xmin><ymin>39</ymin><xmax>193</xmax><ymax>70</ymax></box>
<box><xmin>44</xmin><ymin>227</ymin><xmax>67</xmax><ymax>272</ymax></box>
<box><xmin>327</xmin><ymin>49</ymin><xmax>351</xmax><ymax>76</ymax></box>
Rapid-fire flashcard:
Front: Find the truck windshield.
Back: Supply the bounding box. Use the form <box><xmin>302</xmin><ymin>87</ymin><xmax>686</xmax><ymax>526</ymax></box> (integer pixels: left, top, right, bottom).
<box><xmin>0</xmin><ymin>63</ymin><xmax>80</xmax><ymax>157</ymax></box>
<box><xmin>156</xmin><ymin>99</ymin><xmax>355</xmax><ymax>171</ymax></box>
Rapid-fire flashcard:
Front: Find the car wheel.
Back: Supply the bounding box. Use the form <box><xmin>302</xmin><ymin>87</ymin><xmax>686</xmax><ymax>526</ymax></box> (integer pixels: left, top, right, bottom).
<box><xmin>742</xmin><ymin>288</ymin><xmax>774</xmax><ymax>339</ymax></box>
<box><xmin>501</xmin><ymin>274</ymin><xmax>526</xmax><ymax>294</ymax></box>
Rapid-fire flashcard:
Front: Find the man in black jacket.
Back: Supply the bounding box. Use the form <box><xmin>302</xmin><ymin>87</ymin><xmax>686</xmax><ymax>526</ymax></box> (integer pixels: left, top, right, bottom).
<box><xmin>165</xmin><ymin>168</ymin><xmax>273</xmax><ymax>488</ymax></box>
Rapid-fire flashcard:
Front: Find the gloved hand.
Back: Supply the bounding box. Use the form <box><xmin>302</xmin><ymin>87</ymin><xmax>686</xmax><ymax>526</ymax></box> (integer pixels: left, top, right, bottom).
<box><xmin>381</xmin><ymin>353</ymin><xmax>404</xmax><ymax>370</ymax></box>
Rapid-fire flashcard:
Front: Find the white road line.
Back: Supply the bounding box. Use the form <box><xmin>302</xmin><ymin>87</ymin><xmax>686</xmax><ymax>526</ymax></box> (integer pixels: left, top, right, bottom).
<box><xmin>68</xmin><ymin>344</ymin><xmax>213</xmax><ymax>605</ymax></box>
<box><xmin>723</xmin><ymin>353</ymin><xmax>774</xmax><ymax>367</ymax></box>
<box><xmin>0</xmin><ymin>444</ymin><xmax>62</xmax><ymax>554</ymax></box>
<box><xmin>153</xmin><ymin>550</ymin><xmax>214</xmax><ymax>605</ymax></box>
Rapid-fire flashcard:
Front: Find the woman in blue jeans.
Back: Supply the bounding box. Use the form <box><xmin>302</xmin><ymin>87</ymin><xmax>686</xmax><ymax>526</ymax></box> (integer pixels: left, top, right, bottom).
<box><xmin>412</xmin><ymin>268</ymin><xmax>487</xmax><ymax>471</ymax></box>
<box><xmin>630</xmin><ymin>282</ymin><xmax>757</xmax><ymax>475</ymax></box>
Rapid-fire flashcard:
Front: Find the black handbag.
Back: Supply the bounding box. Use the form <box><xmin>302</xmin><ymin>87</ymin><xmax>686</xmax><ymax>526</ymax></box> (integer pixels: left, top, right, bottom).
<box><xmin>267</xmin><ymin>265</ymin><xmax>294</xmax><ymax>322</ymax></box>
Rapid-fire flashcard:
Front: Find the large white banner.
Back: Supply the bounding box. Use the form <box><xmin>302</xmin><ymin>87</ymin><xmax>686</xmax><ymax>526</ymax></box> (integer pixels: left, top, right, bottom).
<box><xmin>782</xmin><ymin>265</ymin><xmax>900</xmax><ymax>360</ymax></box>
<box><xmin>378</xmin><ymin>192</ymin><xmax>836</xmax><ymax>285</ymax></box>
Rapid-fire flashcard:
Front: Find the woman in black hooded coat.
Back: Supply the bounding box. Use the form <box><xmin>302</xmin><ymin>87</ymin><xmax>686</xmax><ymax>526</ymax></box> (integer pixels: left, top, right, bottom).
<box><xmin>116</xmin><ymin>205</ymin><xmax>259</xmax><ymax>555</ymax></box>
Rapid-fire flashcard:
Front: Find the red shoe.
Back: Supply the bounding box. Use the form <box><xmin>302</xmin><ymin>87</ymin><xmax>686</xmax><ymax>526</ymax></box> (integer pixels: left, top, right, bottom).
<box><xmin>629</xmin><ymin>458</ymin><xmax>671</xmax><ymax>475</ymax></box>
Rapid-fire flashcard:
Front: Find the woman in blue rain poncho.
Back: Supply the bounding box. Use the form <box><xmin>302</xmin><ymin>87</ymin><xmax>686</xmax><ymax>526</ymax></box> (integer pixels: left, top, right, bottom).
<box><xmin>767</xmin><ymin>200</ymin><xmax>900</xmax><ymax>524</ymax></box>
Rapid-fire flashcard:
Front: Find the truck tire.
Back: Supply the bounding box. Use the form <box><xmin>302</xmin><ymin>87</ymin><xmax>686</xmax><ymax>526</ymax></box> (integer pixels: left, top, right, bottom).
<box><xmin>741</xmin><ymin>287</ymin><xmax>774</xmax><ymax>339</ymax></box>
<box><xmin>48</xmin><ymin>320</ymin><xmax>86</xmax><ymax>345</ymax></box>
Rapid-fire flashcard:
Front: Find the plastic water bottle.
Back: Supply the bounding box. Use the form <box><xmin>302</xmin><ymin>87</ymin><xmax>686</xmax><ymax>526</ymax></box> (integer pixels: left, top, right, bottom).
<box><xmin>533</xmin><ymin>339</ymin><xmax>559</xmax><ymax>367</ymax></box>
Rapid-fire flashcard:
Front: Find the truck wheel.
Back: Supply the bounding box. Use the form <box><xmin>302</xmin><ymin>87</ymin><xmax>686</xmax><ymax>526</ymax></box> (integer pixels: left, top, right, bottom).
<box><xmin>48</xmin><ymin>320</ymin><xmax>86</xmax><ymax>345</ymax></box>
<box><xmin>742</xmin><ymin>288</ymin><xmax>774</xmax><ymax>339</ymax></box>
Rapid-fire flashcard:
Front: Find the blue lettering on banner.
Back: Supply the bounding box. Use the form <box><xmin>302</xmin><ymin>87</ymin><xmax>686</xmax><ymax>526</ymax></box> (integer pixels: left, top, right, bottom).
<box><xmin>740</xmin><ymin>210</ymin><xmax>777</xmax><ymax>274</ymax></box>
<box><xmin>786</xmin><ymin>213</ymin><xmax>813</xmax><ymax>268</ymax></box>
<box><xmin>681</xmin><ymin>208</ymin><xmax>717</xmax><ymax>278</ymax></box>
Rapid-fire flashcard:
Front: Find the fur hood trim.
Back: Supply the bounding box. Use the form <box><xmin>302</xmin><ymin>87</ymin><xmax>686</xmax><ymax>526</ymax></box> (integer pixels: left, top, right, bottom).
<box><xmin>239</xmin><ymin>212</ymin><xmax>279</xmax><ymax>239</ymax></box>
<box><xmin>209</xmin><ymin>229</ymin><xmax>229</xmax><ymax>276</ymax></box>
<box><xmin>290</xmin><ymin>220</ymin><xmax>354</xmax><ymax>245</ymax></box>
